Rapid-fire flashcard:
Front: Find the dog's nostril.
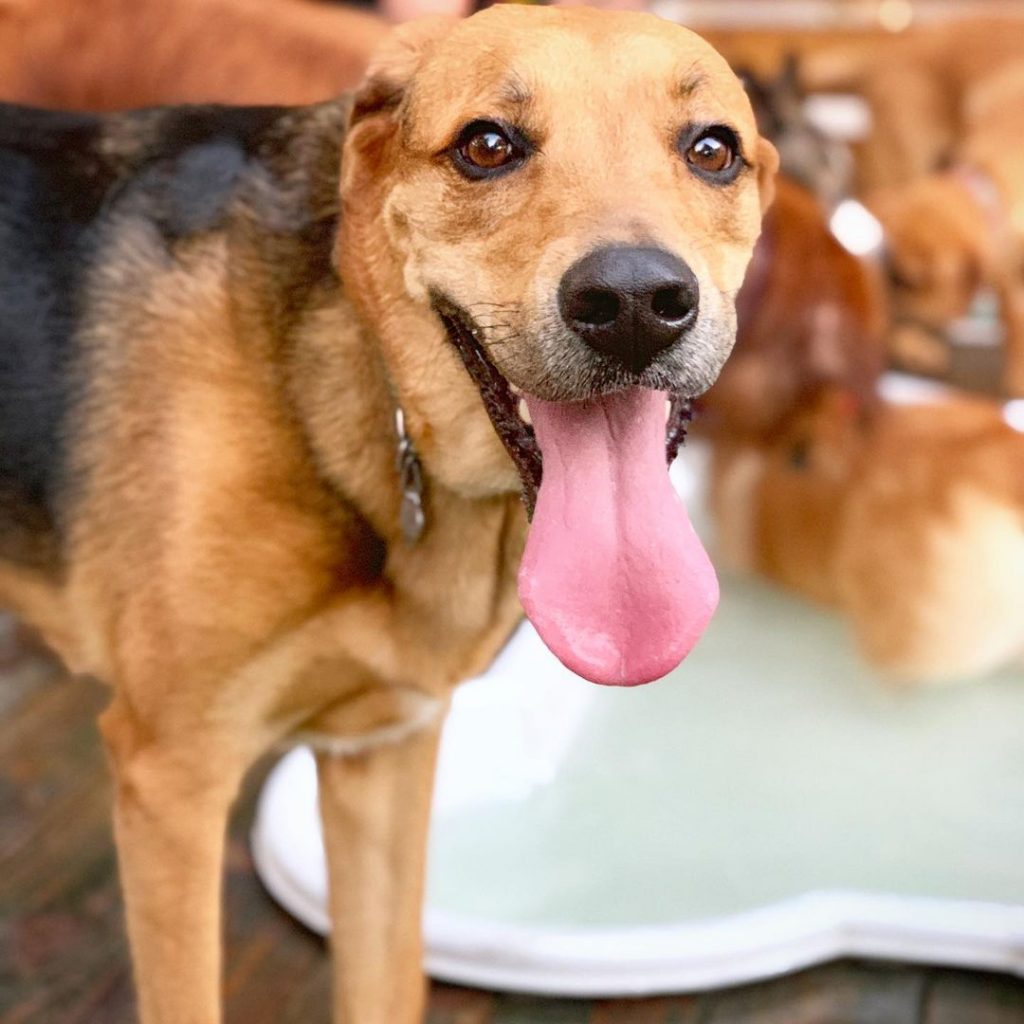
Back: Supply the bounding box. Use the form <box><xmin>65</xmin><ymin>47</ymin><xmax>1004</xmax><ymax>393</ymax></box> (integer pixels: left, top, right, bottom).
<box><xmin>574</xmin><ymin>289</ymin><xmax>620</xmax><ymax>327</ymax></box>
<box><xmin>651</xmin><ymin>286</ymin><xmax>690</xmax><ymax>323</ymax></box>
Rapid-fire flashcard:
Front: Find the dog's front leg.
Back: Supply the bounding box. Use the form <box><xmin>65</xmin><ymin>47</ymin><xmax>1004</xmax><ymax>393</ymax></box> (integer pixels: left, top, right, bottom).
<box><xmin>316</xmin><ymin>715</ymin><xmax>447</xmax><ymax>1024</ymax></box>
<box><xmin>101</xmin><ymin>701</ymin><xmax>249</xmax><ymax>1024</ymax></box>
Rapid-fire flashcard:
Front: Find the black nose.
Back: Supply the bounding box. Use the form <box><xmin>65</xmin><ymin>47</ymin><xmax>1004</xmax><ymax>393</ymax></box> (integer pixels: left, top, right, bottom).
<box><xmin>558</xmin><ymin>246</ymin><xmax>699</xmax><ymax>373</ymax></box>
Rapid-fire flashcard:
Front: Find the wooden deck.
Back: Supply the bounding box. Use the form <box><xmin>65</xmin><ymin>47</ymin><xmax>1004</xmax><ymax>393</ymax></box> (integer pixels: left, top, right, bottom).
<box><xmin>2</xmin><ymin>628</ymin><xmax>1023</xmax><ymax>1023</ymax></box>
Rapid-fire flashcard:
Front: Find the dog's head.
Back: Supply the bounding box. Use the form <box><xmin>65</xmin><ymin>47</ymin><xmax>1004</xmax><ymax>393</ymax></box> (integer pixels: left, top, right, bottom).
<box><xmin>338</xmin><ymin>7</ymin><xmax>777</xmax><ymax>685</ymax></box>
<box><xmin>869</xmin><ymin>174</ymin><xmax>997</xmax><ymax>331</ymax></box>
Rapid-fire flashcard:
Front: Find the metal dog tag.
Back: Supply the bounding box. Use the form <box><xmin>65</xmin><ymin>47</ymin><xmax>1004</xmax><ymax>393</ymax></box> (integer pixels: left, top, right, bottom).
<box><xmin>395</xmin><ymin>407</ymin><xmax>426</xmax><ymax>544</ymax></box>
<box><xmin>400</xmin><ymin>489</ymin><xmax>426</xmax><ymax>544</ymax></box>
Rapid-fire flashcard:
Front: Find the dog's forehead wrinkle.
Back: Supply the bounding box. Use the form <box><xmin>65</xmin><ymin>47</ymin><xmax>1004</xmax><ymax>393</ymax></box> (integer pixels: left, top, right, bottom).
<box><xmin>675</xmin><ymin>67</ymin><xmax>710</xmax><ymax>98</ymax></box>
<box><xmin>497</xmin><ymin>73</ymin><xmax>532</xmax><ymax>108</ymax></box>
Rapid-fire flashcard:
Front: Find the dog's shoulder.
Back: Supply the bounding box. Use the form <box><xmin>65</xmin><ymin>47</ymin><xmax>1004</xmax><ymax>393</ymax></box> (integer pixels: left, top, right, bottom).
<box><xmin>0</xmin><ymin>99</ymin><xmax>348</xmax><ymax>570</ymax></box>
<box><xmin>0</xmin><ymin>105</ymin><xmax>111</xmax><ymax>567</ymax></box>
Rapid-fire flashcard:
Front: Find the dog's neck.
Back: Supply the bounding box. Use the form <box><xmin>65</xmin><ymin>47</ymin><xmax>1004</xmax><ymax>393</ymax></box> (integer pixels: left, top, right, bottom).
<box><xmin>282</xmin><ymin>282</ymin><xmax>526</xmax><ymax>665</ymax></box>
<box><xmin>280</xmin><ymin>234</ymin><xmax>525</xmax><ymax>563</ymax></box>
<box><xmin>229</xmin><ymin>99</ymin><xmax>521</xmax><ymax>548</ymax></box>
<box><xmin>331</xmin><ymin>173</ymin><xmax>523</xmax><ymax>506</ymax></box>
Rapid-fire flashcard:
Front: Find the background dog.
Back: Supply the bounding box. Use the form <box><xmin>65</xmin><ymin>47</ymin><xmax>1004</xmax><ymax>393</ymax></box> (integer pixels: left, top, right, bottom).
<box><xmin>803</xmin><ymin>17</ymin><xmax>1024</xmax><ymax>395</ymax></box>
<box><xmin>698</xmin><ymin>176</ymin><xmax>885</xmax><ymax>443</ymax></box>
<box><xmin>802</xmin><ymin>18</ymin><xmax>1024</xmax><ymax>193</ymax></box>
<box><xmin>712</xmin><ymin>387</ymin><xmax>1024</xmax><ymax>683</ymax></box>
<box><xmin>0</xmin><ymin>0</ymin><xmax>387</xmax><ymax>108</ymax></box>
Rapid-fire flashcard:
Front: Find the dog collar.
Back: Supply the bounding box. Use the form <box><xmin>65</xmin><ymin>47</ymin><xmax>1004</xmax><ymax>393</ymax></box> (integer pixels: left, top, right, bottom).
<box><xmin>394</xmin><ymin>407</ymin><xmax>426</xmax><ymax>544</ymax></box>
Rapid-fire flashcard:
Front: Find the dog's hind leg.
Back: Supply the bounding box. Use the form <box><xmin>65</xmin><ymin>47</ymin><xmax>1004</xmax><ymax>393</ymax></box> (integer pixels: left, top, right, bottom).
<box><xmin>100</xmin><ymin>699</ymin><xmax>251</xmax><ymax>1024</ymax></box>
<box><xmin>316</xmin><ymin>715</ymin><xmax>447</xmax><ymax>1024</ymax></box>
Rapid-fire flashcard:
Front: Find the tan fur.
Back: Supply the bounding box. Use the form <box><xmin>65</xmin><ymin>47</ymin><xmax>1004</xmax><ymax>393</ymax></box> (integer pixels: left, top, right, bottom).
<box><xmin>0</xmin><ymin>0</ymin><xmax>387</xmax><ymax>109</ymax></box>
<box><xmin>0</xmin><ymin>9</ymin><xmax>776</xmax><ymax>1023</ymax></box>
<box><xmin>868</xmin><ymin>160</ymin><xmax>1024</xmax><ymax>396</ymax></box>
<box><xmin>711</xmin><ymin>390</ymin><xmax>1024</xmax><ymax>683</ymax></box>
<box><xmin>801</xmin><ymin>19</ymin><xmax>1024</xmax><ymax>193</ymax></box>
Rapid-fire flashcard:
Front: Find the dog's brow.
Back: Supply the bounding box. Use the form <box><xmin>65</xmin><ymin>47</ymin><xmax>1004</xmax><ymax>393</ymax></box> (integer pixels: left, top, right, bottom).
<box><xmin>675</xmin><ymin>71</ymin><xmax>709</xmax><ymax>98</ymax></box>
<box><xmin>497</xmin><ymin>75</ymin><xmax>532</xmax><ymax>108</ymax></box>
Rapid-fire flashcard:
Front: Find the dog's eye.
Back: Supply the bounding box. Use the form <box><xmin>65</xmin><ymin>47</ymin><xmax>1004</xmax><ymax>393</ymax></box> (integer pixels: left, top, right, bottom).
<box><xmin>680</xmin><ymin>125</ymin><xmax>742</xmax><ymax>183</ymax></box>
<box><xmin>451</xmin><ymin>120</ymin><xmax>528</xmax><ymax>179</ymax></box>
<box><xmin>463</xmin><ymin>130</ymin><xmax>514</xmax><ymax>168</ymax></box>
<box><xmin>689</xmin><ymin>135</ymin><xmax>733</xmax><ymax>173</ymax></box>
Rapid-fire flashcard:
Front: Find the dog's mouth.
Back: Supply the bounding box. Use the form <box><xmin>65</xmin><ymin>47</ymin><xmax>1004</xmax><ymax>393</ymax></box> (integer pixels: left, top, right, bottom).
<box><xmin>435</xmin><ymin>301</ymin><xmax>694</xmax><ymax>514</ymax></box>
<box><xmin>434</xmin><ymin>297</ymin><xmax>719</xmax><ymax>687</ymax></box>
<box><xmin>434</xmin><ymin>301</ymin><xmax>545</xmax><ymax>517</ymax></box>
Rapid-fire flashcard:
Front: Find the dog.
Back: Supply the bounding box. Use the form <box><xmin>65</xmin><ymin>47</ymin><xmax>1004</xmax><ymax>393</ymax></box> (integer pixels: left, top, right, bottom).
<box><xmin>738</xmin><ymin>58</ymin><xmax>854</xmax><ymax>210</ymax></box>
<box><xmin>0</xmin><ymin>8</ymin><xmax>777</xmax><ymax>1022</ymax></box>
<box><xmin>697</xmin><ymin>176</ymin><xmax>886</xmax><ymax>443</ymax></box>
<box><xmin>865</xmin><ymin>64</ymin><xmax>1024</xmax><ymax>396</ymax></box>
<box><xmin>868</xmin><ymin>163</ymin><xmax>1024</xmax><ymax>395</ymax></box>
<box><xmin>800</xmin><ymin>18</ymin><xmax>1024</xmax><ymax>395</ymax></box>
<box><xmin>801</xmin><ymin>18</ymin><xmax>1024</xmax><ymax>194</ymax></box>
<box><xmin>0</xmin><ymin>0</ymin><xmax>388</xmax><ymax>109</ymax></box>
<box><xmin>711</xmin><ymin>387</ymin><xmax>1024</xmax><ymax>683</ymax></box>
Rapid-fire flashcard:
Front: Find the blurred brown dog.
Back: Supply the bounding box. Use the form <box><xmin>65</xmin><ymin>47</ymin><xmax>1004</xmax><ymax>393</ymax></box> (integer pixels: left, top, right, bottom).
<box><xmin>804</xmin><ymin>18</ymin><xmax>1024</xmax><ymax>192</ymax></box>
<box><xmin>0</xmin><ymin>0</ymin><xmax>388</xmax><ymax>108</ymax></box>
<box><xmin>712</xmin><ymin>387</ymin><xmax>1024</xmax><ymax>682</ymax></box>
<box><xmin>698</xmin><ymin>177</ymin><xmax>886</xmax><ymax>442</ymax></box>
<box><xmin>867</xmin><ymin>63</ymin><xmax>1024</xmax><ymax>395</ymax></box>
<box><xmin>805</xmin><ymin>19</ymin><xmax>1024</xmax><ymax>395</ymax></box>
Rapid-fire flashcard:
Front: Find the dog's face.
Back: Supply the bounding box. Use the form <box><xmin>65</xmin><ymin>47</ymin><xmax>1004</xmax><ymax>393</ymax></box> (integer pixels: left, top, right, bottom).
<box><xmin>341</xmin><ymin>7</ymin><xmax>776</xmax><ymax>489</ymax></box>
<box><xmin>870</xmin><ymin>176</ymin><xmax>994</xmax><ymax>330</ymax></box>
<box><xmin>338</xmin><ymin>7</ymin><xmax>777</xmax><ymax>685</ymax></box>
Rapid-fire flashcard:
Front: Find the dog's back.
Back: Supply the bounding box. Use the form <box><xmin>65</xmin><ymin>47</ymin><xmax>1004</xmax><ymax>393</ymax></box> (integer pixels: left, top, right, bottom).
<box><xmin>0</xmin><ymin>106</ymin><xmax>115</xmax><ymax>567</ymax></box>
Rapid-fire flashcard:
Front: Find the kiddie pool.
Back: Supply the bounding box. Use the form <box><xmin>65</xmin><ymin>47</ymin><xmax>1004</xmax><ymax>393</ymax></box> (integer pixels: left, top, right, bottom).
<box><xmin>252</xmin><ymin>442</ymin><xmax>1024</xmax><ymax>996</ymax></box>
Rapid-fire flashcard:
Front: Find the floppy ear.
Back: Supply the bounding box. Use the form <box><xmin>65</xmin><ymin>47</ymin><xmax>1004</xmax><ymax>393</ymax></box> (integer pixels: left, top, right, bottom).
<box><xmin>342</xmin><ymin>16</ymin><xmax>456</xmax><ymax>198</ymax></box>
<box><xmin>755</xmin><ymin>136</ymin><xmax>780</xmax><ymax>212</ymax></box>
<box><xmin>349</xmin><ymin>16</ymin><xmax>457</xmax><ymax>130</ymax></box>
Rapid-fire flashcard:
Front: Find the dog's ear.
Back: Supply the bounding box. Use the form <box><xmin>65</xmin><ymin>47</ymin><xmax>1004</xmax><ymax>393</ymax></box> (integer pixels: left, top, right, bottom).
<box><xmin>349</xmin><ymin>16</ymin><xmax>456</xmax><ymax>129</ymax></box>
<box><xmin>343</xmin><ymin>17</ymin><xmax>456</xmax><ymax>196</ymax></box>
<box><xmin>755</xmin><ymin>137</ymin><xmax>780</xmax><ymax>212</ymax></box>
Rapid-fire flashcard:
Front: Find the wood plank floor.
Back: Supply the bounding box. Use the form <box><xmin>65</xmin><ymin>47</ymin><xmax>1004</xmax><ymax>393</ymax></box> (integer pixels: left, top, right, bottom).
<box><xmin>2</xmin><ymin>626</ymin><xmax>1023</xmax><ymax>1023</ymax></box>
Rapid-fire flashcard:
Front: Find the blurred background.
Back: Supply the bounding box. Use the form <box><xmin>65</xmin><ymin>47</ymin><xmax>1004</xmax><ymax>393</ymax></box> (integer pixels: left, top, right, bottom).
<box><xmin>2</xmin><ymin>0</ymin><xmax>1024</xmax><ymax>1021</ymax></box>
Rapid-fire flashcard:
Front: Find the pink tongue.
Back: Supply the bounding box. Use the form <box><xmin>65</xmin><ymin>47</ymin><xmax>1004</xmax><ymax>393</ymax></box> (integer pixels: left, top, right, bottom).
<box><xmin>518</xmin><ymin>389</ymin><xmax>718</xmax><ymax>686</ymax></box>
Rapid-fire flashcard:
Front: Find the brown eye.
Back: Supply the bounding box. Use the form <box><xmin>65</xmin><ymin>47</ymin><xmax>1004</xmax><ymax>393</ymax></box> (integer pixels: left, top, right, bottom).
<box><xmin>688</xmin><ymin>135</ymin><xmax>732</xmax><ymax>172</ymax></box>
<box><xmin>462</xmin><ymin>130</ymin><xmax>514</xmax><ymax>169</ymax></box>
<box><xmin>450</xmin><ymin>120</ymin><xmax>530</xmax><ymax>180</ymax></box>
<box><xmin>680</xmin><ymin>125</ymin><xmax>742</xmax><ymax>183</ymax></box>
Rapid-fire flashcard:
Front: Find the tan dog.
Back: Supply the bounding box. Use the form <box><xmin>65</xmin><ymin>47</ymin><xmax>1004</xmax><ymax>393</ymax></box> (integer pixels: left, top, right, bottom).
<box><xmin>867</xmin><ymin>62</ymin><xmax>1024</xmax><ymax>395</ymax></box>
<box><xmin>803</xmin><ymin>18</ymin><xmax>1024</xmax><ymax>194</ymax></box>
<box><xmin>802</xmin><ymin>18</ymin><xmax>1024</xmax><ymax>395</ymax></box>
<box><xmin>0</xmin><ymin>0</ymin><xmax>388</xmax><ymax>109</ymax></box>
<box><xmin>0</xmin><ymin>8</ymin><xmax>777</xmax><ymax>1023</ymax></box>
<box><xmin>712</xmin><ymin>388</ymin><xmax>1024</xmax><ymax>683</ymax></box>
